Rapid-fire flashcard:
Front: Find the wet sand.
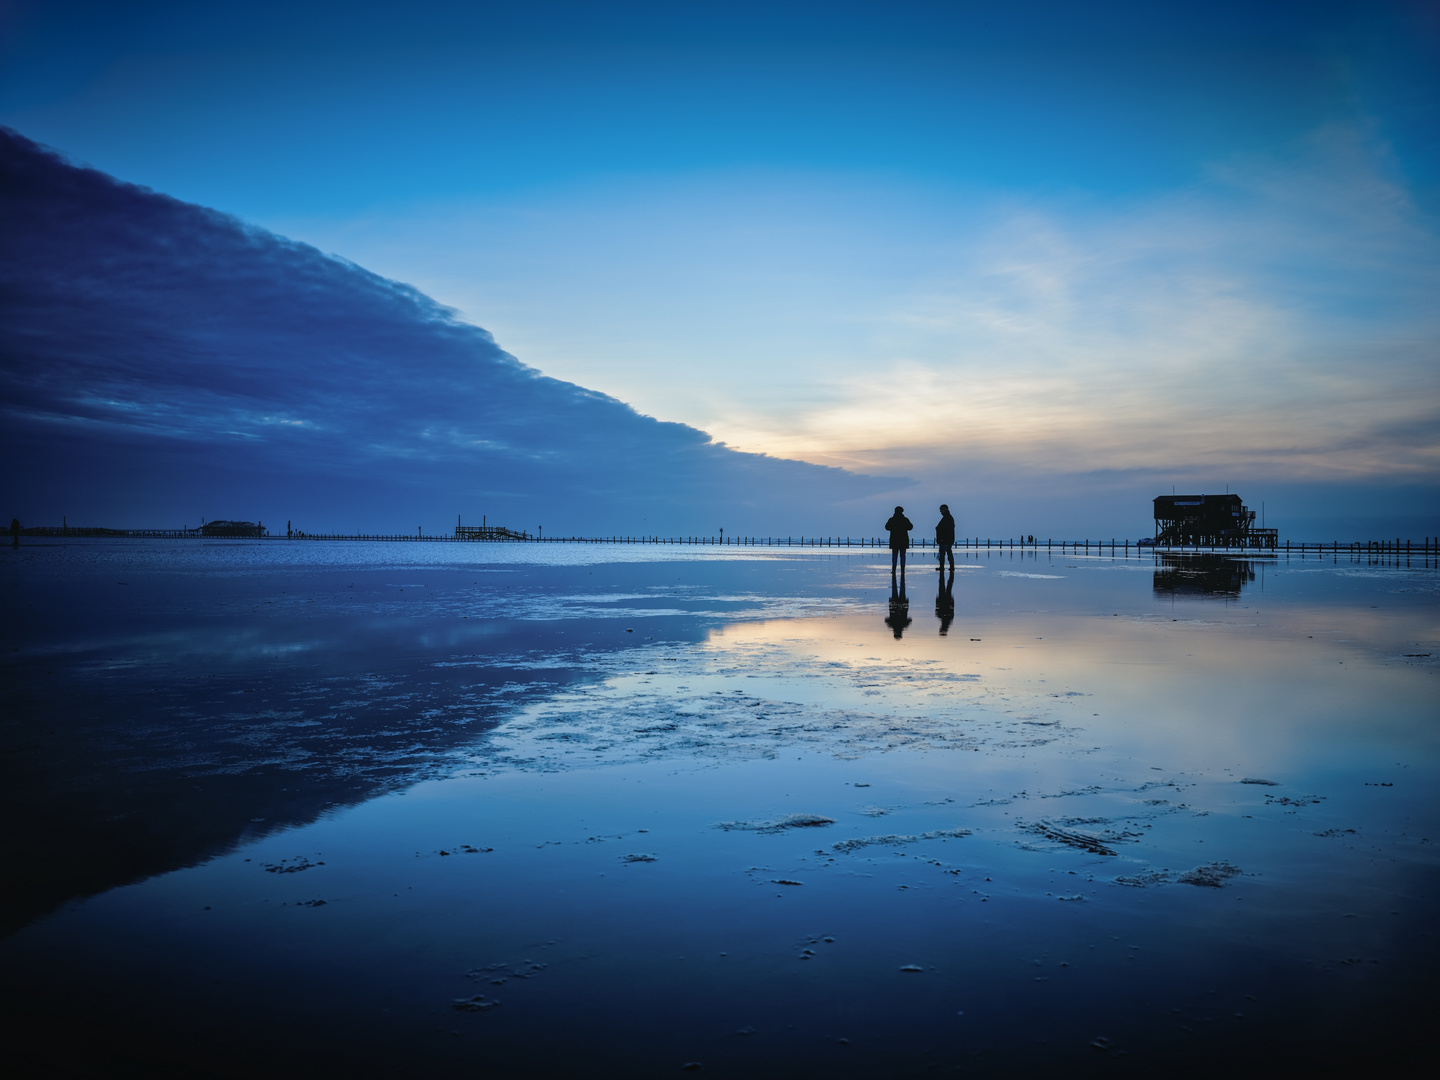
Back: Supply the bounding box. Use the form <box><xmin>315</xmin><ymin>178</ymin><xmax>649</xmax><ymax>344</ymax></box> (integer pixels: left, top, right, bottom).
<box><xmin>2</xmin><ymin>541</ymin><xmax>1436</xmax><ymax>1076</ymax></box>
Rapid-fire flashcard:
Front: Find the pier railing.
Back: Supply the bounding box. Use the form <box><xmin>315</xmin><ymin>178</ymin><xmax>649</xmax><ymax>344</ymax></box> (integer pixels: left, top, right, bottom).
<box><xmin>14</xmin><ymin>527</ymin><xmax>1437</xmax><ymax>559</ymax></box>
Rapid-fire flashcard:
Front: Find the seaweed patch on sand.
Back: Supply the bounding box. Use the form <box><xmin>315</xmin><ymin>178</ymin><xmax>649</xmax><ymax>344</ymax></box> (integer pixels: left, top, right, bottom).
<box><xmin>1177</xmin><ymin>861</ymin><xmax>1244</xmax><ymax>887</ymax></box>
<box><xmin>262</xmin><ymin>857</ymin><xmax>321</xmax><ymax>874</ymax></box>
<box><xmin>1022</xmin><ymin>822</ymin><xmax>1118</xmax><ymax>856</ymax></box>
<box><xmin>1115</xmin><ymin>869</ymin><xmax>1172</xmax><ymax>888</ymax></box>
<box><xmin>466</xmin><ymin>960</ymin><xmax>548</xmax><ymax>986</ymax></box>
<box><xmin>717</xmin><ymin>813</ymin><xmax>835</xmax><ymax>834</ymax></box>
<box><xmin>451</xmin><ymin>995</ymin><xmax>500</xmax><ymax>1012</ymax></box>
<box><xmin>832</xmin><ymin>828</ymin><xmax>971</xmax><ymax>853</ymax></box>
<box><xmin>1117</xmin><ymin>861</ymin><xmax>1245</xmax><ymax>888</ymax></box>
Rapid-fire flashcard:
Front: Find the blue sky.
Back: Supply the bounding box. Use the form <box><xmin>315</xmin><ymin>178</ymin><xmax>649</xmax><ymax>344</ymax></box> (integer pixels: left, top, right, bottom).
<box><xmin>3</xmin><ymin>0</ymin><xmax>1437</xmax><ymax>535</ymax></box>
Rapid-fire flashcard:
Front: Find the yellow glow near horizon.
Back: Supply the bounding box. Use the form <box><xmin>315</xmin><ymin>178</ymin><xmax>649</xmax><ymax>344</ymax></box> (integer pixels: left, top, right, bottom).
<box><xmin>282</xmin><ymin>127</ymin><xmax>1439</xmax><ymax>490</ymax></box>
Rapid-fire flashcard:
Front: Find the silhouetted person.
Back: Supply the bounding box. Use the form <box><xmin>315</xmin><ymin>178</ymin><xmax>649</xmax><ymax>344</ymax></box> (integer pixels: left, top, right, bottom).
<box><xmin>886</xmin><ymin>574</ymin><xmax>912</xmax><ymax>638</ymax></box>
<box><xmin>935</xmin><ymin>504</ymin><xmax>956</xmax><ymax>571</ymax></box>
<box><xmin>935</xmin><ymin>567</ymin><xmax>955</xmax><ymax>634</ymax></box>
<box><xmin>885</xmin><ymin>506</ymin><xmax>913</xmax><ymax>577</ymax></box>
<box><xmin>9</xmin><ymin>518</ymin><xmax>18</xmax><ymax>548</ymax></box>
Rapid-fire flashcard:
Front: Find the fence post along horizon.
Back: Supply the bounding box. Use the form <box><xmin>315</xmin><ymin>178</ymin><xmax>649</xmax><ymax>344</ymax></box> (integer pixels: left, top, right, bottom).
<box><xmin>9</xmin><ymin>518</ymin><xmax>1436</xmax><ymax>568</ymax></box>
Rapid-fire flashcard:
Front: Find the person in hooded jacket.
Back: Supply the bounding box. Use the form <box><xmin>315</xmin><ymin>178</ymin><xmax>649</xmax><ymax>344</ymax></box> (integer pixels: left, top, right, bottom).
<box><xmin>935</xmin><ymin>504</ymin><xmax>956</xmax><ymax>572</ymax></box>
<box><xmin>885</xmin><ymin>506</ymin><xmax>913</xmax><ymax>576</ymax></box>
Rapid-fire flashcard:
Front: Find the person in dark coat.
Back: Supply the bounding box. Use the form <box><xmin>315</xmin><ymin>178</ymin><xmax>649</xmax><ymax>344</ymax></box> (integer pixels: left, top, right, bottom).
<box><xmin>885</xmin><ymin>506</ymin><xmax>913</xmax><ymax>576</ymax></box>
<box><xmin>935</xmin><ymin>504</ymin><xmax>956</xmax><ymax>571</ymax></box>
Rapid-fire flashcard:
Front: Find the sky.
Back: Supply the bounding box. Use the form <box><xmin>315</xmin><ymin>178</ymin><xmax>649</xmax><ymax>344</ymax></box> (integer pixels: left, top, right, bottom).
<box><xmin>2</xmin><ymin>0</ymin><xmax>1438</xmax><ymax>537</ymax></box>
<box><xmin>1</xmin><ymin>127</ymin><xmax>892</xmax><ymax>537</ymax></box>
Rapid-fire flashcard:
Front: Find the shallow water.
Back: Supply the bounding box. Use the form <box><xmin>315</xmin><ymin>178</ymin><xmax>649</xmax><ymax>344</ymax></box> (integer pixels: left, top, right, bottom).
<box><xmin>2</xmin><ymin>540</ymin><xmax>1436</xmax><ymax>1076</ymax></box>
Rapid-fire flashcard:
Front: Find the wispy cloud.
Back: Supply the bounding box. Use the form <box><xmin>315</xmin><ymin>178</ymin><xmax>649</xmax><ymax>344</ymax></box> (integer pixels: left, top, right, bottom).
<box><xmin>713</xmin><ymin>126</ymin><xmax>1440</xmax><ymax>481</ymax></box>
<box><xmin>281</xmin><ymin>124</ymin><xmax>1437</xmax><ymax>501</ymax></box>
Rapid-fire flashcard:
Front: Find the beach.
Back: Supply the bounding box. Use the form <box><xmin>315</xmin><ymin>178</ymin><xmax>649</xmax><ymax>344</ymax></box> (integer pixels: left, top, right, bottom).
<box><xmin>2</xmin><ymin>540</ymin><xmax>1436</xmax><ymax>1076</ymax></box>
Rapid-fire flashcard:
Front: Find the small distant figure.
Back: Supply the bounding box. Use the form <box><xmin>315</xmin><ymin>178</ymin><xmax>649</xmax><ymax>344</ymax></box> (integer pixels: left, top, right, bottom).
<box><xmin>935</xmin><ymin>504</ymin><xmax>956</xmax><ymax>572</ymax></box>
<box><xmin>886</xmin><ymin>574</ymin><xmax>912</xmax><ymax>639</ymax></box>
<box><xmin>9</xmin><ymin>517</ymin><xmax>19</xmax><ymax>548</ymax></box>
<box><xmin>935</xmin><ymin>568</ymin><xmax>955</xmax><ymax>635</ymax></box>
<box><xmin>1027</xmin><ymin>534</ymin><xmax>1035</xmax><ymax>545</ymax></box>
<box><xmin>885</xmin><ymin>506</ymin><xmax>913</xmax><ymax>577</ymax></box>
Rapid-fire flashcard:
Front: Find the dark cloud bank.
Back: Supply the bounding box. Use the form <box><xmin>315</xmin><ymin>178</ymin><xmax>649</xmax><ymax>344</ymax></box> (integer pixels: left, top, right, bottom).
<box><xmin>1</xmin><ymin>128</ymin><xmax>897</xmax><ymax>535</ymax></box>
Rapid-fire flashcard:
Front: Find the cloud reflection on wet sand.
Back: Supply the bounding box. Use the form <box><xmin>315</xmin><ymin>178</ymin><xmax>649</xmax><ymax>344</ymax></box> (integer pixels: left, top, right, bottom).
<box><xmin>1</xmin><ymin>543</ymin><xmax>1436</xmax><ymax>1076</ymax></box>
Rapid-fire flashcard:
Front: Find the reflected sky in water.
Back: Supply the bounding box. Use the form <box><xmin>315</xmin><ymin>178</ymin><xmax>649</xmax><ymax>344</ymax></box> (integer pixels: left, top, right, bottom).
<box><xmin>2</xmin><ymin>540</ymin><xmax>1436</xmax><ymax>1076</ymax></box>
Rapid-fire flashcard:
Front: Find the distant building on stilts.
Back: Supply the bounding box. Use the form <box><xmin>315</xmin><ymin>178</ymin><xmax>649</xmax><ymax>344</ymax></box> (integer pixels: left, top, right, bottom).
<box><xmin>1152</xmin><ymin>494</ymin><xmax>1277</xmax><ymax>549</ymax></box>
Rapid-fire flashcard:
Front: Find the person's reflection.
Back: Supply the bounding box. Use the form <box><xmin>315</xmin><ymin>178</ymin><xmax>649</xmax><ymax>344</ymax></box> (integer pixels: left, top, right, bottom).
<box><xmin>886</xmin><ymin>575</ymin><xmax>912</xmax><ymax>638</ymax></box>
<box><xmin>935</xmin><ymin>568</ymin><xmax>955</xmax><ymax>635</ymax></box>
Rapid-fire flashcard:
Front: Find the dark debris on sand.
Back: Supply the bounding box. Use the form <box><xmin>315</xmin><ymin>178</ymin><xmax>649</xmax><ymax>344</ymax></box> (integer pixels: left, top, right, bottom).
<box><xmin>717</xmin><ymin>813</ymin><xmax>835</xmax><ymax>834</ymax></box>
<box><xmin>451</xmin><ymin>995</ymin><xmax>500</xmax><ymax>1012</ymax></box>
<box><xmin>832</xmin><ymin>828</ymin><xmax>971</xmax><ymax>853</ymax></box>
<box><xmin>1023</xmin><ymin>822</ymin><xmax>1118</xmax><ymax>856</ymax></box>
<box><xmin>1177</xmin><ymin>861</ymin><xmax>1244</xmax><ymax>887</ymax></box>
<box><xmin>1117</xmin><ymin>861</ymin><xmax>1245</xmax><ymax>888</ymax></box>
